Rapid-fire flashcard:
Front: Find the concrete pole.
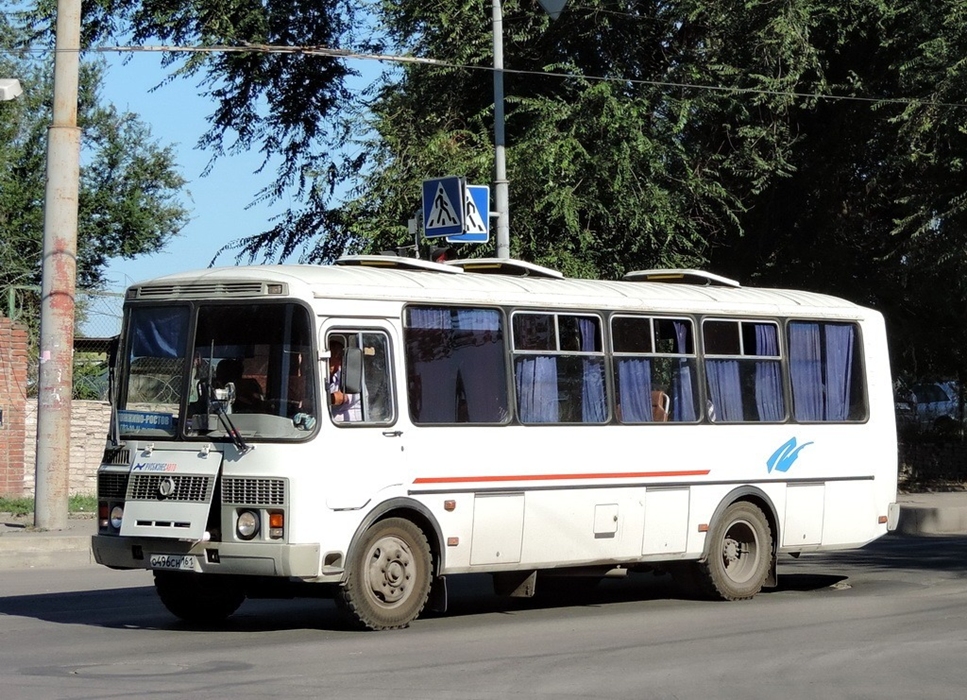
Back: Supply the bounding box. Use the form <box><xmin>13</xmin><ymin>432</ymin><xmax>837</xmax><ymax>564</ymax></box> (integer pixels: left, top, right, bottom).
<box><xmin>492</xmin><ymin>0</ymin><xmax>510</xmax><ymax>259</ymax></box>
<box><xmin>35</xmin><ymin>0</ymin><xmax>82</xmax><ymax>530</ymax></box>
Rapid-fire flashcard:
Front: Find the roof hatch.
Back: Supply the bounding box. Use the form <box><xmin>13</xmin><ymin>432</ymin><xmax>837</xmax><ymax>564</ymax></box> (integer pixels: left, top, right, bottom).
<box><xmin>623</xmin><ymin>269</ymin><xmax>740</xmax><ymax>288</ymax></box>
<box><xmin>446</xmin><ymin>258</ymin><xmax>564</xmax><ymax>279</ymax></box>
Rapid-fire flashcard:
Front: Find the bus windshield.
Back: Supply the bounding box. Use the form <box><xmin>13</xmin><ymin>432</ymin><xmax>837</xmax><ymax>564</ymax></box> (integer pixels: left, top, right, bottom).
<box><xmin>118</xmin><ymin>302</ymin><xmax>317</xmax><ymax>440</ymax></box>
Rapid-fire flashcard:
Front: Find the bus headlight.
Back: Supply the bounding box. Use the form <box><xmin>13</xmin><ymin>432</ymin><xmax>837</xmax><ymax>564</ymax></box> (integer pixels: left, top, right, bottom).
<box><xmin>236</xmin><ymin>510</ymin><xmax>260</xmax><ymax>540</ymax></box>
<box><xmin>109</xmin><ymin>505</ymin><xmax>124</xmax><ymax>530</ymax></box>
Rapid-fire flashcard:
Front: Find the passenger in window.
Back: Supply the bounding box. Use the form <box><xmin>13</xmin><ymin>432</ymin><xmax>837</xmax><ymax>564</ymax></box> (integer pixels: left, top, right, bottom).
<box><xmin>329</xmin><ymin>338</ymin><xmax>361</xmax><ymax>422</ymax></box>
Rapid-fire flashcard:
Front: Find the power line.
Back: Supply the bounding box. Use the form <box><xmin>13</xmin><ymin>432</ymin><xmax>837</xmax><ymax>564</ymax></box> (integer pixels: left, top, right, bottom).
<box><xmin>7</xmin><ymin>41</ymin><xmax>967</xmax><ymax>110</ymax></box>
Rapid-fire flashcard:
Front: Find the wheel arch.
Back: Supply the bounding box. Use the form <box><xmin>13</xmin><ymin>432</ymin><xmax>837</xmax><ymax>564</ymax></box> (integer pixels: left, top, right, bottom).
<box><xmin>703</xmin><ymin>485</ymin><xmax>780</xmax><ymax>587</ymax></box>
<box><xmin>345</xmin><ymin>497</ymin><xmax>445</xmax><ymax>580</ymax></box>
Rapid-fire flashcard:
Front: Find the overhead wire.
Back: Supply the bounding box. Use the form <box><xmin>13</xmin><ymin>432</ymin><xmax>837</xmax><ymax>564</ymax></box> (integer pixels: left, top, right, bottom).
<box><xmin>5</xmin><ymin>41</ymin><xmax>967</xmax><ymax>110</ymax></box>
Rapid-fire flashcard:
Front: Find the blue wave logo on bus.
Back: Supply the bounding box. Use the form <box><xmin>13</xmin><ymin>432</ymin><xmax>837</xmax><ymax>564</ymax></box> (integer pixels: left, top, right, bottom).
<box><xmin>767</xmin><ymin>437</ymin><xmax>814</xmax><ymax>473</ymax></box>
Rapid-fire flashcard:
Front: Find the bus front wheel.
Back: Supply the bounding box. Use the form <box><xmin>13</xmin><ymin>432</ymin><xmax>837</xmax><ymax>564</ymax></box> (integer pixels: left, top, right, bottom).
<box><xmin>698</xmin><ymin>501</ymin><xmax>772</xmax><ymax>600</ymax></box>
<box><xmin>337</xmin><ymin>517</ymin><xmax>432</xmax><ymax>630</ymax></box>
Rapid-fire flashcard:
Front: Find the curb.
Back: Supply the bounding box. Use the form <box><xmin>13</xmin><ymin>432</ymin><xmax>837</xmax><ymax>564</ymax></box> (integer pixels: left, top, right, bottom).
<box><xmin>0</xmin><ymin>516</ymin><xmax>97</xmax><ymax>570</ymax></box>
<box><xmin>0</xmin><ymin>532</ymin><xmax>95</xmax><ymax>569</ymax></box>
<box><xmin>893</xmin><ymin>504</ymin><xmax>967</xmax><ymax>536</ymax></box>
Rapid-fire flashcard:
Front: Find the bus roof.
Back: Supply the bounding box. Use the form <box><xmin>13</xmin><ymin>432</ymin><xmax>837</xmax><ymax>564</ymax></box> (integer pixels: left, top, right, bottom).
<box><xmin>128</xmin><ymin>261</ymin><xmax>873</xmax><ymax>320</ymax></box>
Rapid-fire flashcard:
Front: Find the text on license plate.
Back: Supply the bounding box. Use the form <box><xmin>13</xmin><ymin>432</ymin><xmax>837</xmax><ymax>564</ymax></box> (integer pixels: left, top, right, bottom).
<box><xmin>149</xmin><ymin>554</ymin><xmax>196</xmax><ymax>571</ymax></box>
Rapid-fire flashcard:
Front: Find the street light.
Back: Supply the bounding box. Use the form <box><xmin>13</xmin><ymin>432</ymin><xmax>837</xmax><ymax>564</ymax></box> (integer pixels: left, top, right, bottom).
<box><xmin>0</xmin><ymin>78</ymin><xmax>23</xmax><ymax>101</ymax></box>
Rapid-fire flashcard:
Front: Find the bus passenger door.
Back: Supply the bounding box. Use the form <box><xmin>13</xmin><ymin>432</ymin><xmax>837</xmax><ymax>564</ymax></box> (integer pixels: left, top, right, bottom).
<box><xmin>321</xmin><ymin>324</ymin><xmax>409</xmax><ymax>510</ymax></box>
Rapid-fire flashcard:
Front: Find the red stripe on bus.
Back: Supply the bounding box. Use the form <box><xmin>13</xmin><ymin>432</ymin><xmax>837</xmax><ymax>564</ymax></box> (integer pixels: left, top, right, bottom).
<box><xmin>413</xmin><ymin>470</ymin><xmax>710</xmax><ymax>485</ymax></box>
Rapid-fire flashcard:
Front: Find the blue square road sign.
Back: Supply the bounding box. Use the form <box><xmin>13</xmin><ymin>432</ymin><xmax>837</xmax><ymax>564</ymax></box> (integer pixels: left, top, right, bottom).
<box><xmin>423</xmin><ymin>177</ymin><xmax>465</xmax><ymax>238</ymax></box>
<box><xmin>448</xmin><ymin>185</ymin><xmax>490</xmax><ymax>243</ymax></box>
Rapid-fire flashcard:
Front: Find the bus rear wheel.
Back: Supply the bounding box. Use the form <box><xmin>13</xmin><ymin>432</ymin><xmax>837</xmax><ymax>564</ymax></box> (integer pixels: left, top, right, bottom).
<box><xmin>337</xmin><ymin>517</ymin><xmax>432</xmax><ymax>630</ymax></box>
<box><xmin>153</xmin><ymin>571</ymin><xmax>245</xmax><ymax>624</ymax></box>
<box><xmin>698</xmin><ymin>502</ymin><xmax>772</xmax><ymax>600</ymax></box>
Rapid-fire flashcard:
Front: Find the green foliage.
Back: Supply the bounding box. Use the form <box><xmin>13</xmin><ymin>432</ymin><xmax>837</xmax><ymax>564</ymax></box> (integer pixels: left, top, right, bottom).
<box><xmin>346</xmin><ymin>0</ymin><xmax>820</xmax><ymax>277</ymax></box>
<box><xmin>3</xmin><ymin>13</ymin><xmax>187</xmax><ymax>398</ymax></box>
<box><xmin>0</xmin><ymin>33</ymin><xmax>189</xmax><ymax>292</ymax></box>
<box><xmin>2</xmin><ymin>14</ymin><xmax>189</xmax><ymax>316</ymax></box>
<box><xmin>23</xmin><ymin>0</ymin><xmax>967</xmax><ymax>384</ymax></box>
<box><xmin>30</xmin><ymin>0</ymin><xmax>363</xmax><ymax>264</ymax></box>
<box><xmin>0</xmin><ymin>493</ymin><xmax>96</xmax><ymax>515</ymax></box>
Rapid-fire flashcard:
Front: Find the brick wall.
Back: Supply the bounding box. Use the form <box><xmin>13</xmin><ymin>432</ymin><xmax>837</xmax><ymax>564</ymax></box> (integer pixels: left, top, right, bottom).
<box><xmin>0</xmin><ymin>318</ymin><xmax>29</xmax><ymax>496</ymax></box>
<box><xmin>0</xmin><ymin>316</ymin><xmax>108</xmax><ymax>497</ymax></box>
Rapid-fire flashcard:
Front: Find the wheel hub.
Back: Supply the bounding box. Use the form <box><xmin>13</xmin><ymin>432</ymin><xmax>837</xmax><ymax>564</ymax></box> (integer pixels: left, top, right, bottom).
<box><xmin>367</xmin><ymin>537</ymin><xmax>412</xmax><ymax>605</ymax></box>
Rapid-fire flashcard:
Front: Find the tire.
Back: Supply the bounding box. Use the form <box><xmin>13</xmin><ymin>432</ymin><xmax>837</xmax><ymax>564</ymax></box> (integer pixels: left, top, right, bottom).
<box><xmin>153</xmin><ymin>571</ymin><xmax>245</xmax><ymax>624</ymax></box>
<box><xmin>697</xmin><ymin>501</ymin><xmax>772</xmax><ymax>600</ymax></box>
<box><xmin>336</xmin><ymin>517</ymin><xmax>432</xmax><ymax>630</ymax></box>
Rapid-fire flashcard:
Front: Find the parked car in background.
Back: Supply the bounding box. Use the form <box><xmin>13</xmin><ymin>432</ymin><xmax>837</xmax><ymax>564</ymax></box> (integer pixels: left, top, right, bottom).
<box><xmin>895</xmin><ymin>381</ymin><xmax>962</xmax><ymax>432</ymax></box>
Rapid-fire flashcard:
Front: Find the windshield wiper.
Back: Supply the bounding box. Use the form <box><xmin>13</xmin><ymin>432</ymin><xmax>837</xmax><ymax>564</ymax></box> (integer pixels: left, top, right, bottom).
<box><xmin>212</xmin><ymin>389</ymin><xmax>252</xmax><ymax>455</ymax></box>
<box><xmin>195</xmin><ymin>379</ymin><xmax>252</xmax><ymax>455</ymax></box>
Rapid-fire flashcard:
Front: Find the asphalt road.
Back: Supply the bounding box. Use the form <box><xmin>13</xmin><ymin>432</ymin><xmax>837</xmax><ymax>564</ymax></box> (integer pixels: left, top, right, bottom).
<box><xmin>2</xmin><ymin>533</ymin><xmax>967</xmax><ymax>699</ymax></box>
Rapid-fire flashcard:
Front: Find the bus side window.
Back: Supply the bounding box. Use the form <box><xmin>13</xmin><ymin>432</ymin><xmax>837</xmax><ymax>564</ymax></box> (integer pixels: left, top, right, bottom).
<box><xmin>360</xmin><ymin>332</ymin><xmax>395</xmax><ymax>423</ymax></box>
<box><xmin>327</xmin><ymin>331</ymin><xmax>396</xmax><ymax>425</ymax></box>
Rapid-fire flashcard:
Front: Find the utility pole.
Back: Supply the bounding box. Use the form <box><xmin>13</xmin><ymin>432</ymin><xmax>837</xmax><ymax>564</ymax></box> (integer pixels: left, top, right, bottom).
<box><xmin>492</xmin><ymin>1</ymin><xmax>568</xmax><ymax>260</ymax></box>
<box><xmin>492</xmin><ymin>0</ymin><xmax>510</xmax><ymax>260</ymax></box>
<box><xmin>35</xmin><ymin>0</ymin><xmax>82</xmax><ymax>530</ymax></box>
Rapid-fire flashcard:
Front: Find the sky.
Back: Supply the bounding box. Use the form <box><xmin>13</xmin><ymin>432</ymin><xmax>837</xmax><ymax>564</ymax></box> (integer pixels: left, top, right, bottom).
<box><xmin>97</xmin><ymin>50</ymin><xmax>284</xmax><ymax>294</ymax></box>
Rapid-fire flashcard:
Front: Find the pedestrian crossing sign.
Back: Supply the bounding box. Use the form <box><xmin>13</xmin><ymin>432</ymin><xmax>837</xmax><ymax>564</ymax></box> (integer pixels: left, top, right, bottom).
<box><xmin>422</xmin><ymin>177</ymin><xmax>465</xmax><ymax>238</ymax></box>
<box><xmin>448</xmin><ymin>185</ymin><xmax>490</xmax><ymax>243</ymax></box>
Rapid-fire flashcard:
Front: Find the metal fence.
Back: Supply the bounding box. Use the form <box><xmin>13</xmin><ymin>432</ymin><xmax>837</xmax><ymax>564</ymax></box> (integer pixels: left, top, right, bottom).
<box><xmin>2</xmin><ymin>285</ymin><xmax>122</xmax><ymax>400</ymax></box>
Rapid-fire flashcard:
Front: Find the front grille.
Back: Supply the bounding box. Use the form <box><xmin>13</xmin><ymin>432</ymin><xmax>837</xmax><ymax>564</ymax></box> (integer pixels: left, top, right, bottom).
<box><xmin>135</xmin><ymin>281</ymin><xmax>282</xmax><ymax>299</ymax></box>
<box><xmin>222</xmin><ymin>477</ymin><xmax>286</xmax><ymax>506</ymax></box>
<box><xmin>128</xmin><ymin>474</ymin><xmax>213</xmax><ymax>502</ymax></box>
<box><xmin>98</xmin><ymin>472</ymin><xmax>129</xmax><ymax>499</ymax></box>
<box><xmin>101</xmin><ymin>448</ymin><xmax>131</xmax><ymax>466</ymax></box>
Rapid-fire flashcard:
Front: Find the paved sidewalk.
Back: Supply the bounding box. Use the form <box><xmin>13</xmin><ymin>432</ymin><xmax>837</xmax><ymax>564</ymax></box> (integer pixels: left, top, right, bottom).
<box><xmin>2</xmin><ymin>493</ymin><xmax>966</xmax><ymax>570</ymax></box>
<box><xmin>0</xmin><ymin>513</ymin><xmax>96</xmax><ymax>569</ymax></box>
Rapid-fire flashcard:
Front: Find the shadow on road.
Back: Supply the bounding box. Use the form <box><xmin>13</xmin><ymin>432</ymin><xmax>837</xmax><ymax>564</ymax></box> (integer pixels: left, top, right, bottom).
<box><xmin>2</xmin><ymin>535</ymin><xmax>964</xmax><ymax>632</ymax></box>
<box><xmin>790</xmin><ymin>533</ymin><xmax>967</xmax><ymax>574</ymax></box>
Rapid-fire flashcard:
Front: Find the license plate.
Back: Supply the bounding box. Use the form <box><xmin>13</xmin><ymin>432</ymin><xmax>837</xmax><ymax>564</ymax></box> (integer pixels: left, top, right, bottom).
<box><xmin>149</xmin><ymin>554</ymin><xmax>196</xmax><ymax>571</ymax></box>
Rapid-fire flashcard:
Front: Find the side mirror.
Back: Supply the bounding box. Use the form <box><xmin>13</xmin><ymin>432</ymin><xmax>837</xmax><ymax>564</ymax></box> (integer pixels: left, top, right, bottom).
<box><xmin>342</xmin><ymin>346</ymin><xmax>363</xmax><ymax>394</ymax></box>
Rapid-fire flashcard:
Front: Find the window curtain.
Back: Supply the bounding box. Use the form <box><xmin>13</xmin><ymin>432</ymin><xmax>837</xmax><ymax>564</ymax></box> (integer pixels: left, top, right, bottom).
<box><xmin>454</xmin><ymin>309</ymin><xmax>506</xmax><ymax>422</ymax></box>
<box><xmin>617</xmin><ymin>358</ymin><xmax>653</xmax><ymax>422</ymax></box>
<box><xmin>406</xmin><ymin>307</ymin><xmax>457</xmax><ymax>422</ymax></box>
<box><xmin>706</xmin><ymin>360</ymin><xmax>743</xmax><ymax>421</ymax></box>
<box><xmin>131</xmin><ymin>307</ymin><xmax>189</xmax><ymax>359</ymax></box>
<box><xmin>579</xmin><ymin>317</ymin><xmax>606</xmax><ymax>422</ymax></box>
<box><xmin>516</xmin><ymin>356</ymin><xmax>559</xmax><ymax>422</ymax></box>
<box><xmin>825</xmin><ymin>324</ymin><xmax>855</xmax><ymax>421</ymax></box>
<box><xmin>789</xmin><ymin>322</ymin><xmax>824</xmax><ymax>420</ymax></box>
<box><xmin>754</xmin><ymin>324</ymin><xmax>784</xmax><ymax>421</ymax></box>
<box><xmin>671</xmin><ymin>321</ymin><xmax>697</xmax><ymax>421</ymax></box>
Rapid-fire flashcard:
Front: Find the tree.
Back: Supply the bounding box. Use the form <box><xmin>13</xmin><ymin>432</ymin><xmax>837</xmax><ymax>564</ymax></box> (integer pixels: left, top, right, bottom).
<box><xmin>35</xmin><ymin>0</ymin><xmax>364</xmax><ymax>264</ymax></box>
<box><xmin>1</xmin><ymin>34</ymin><xmax>188</xmax><ymax>296</ymax></box>
<box><xmin>30</xmin><ymin>1</ymin><xmax>967</xmax><ymax>383</ymax></box>
<box><xmin>342</xmin><ymin>0</ymin><xmax>819</xmax><ymax>276</ymax></box>
<box><xmin>3</xmin><ymin>14</ymin><xmax>189</xmax><ymax>396</ymax></box>
<box><xmin>707</xmin><ymin>1</ymin><xmax>967</xmax><ymax>383</ymax></box>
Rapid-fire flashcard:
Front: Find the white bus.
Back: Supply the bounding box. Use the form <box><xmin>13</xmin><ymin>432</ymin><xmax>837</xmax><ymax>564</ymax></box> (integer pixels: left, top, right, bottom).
<box><xmin>93</xmin><ymin>256</ymin><xmax>899</xmax><ymax>629</ymax></box>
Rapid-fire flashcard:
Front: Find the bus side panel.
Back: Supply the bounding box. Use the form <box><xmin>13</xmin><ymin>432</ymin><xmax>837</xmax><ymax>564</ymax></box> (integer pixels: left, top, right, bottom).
<box><xmin>822</xmin><ymin>479</ymin><xmax>881</xmax><ymax>547</ymax></box>
<box><xmin>516</xmin><ymin>488</ymin><xmax>646</xmax><ymax>567</ymax></box>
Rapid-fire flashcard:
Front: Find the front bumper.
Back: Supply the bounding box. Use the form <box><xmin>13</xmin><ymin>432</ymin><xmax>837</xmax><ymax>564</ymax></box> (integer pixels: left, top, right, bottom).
<box><xmin>92</xmin><ymin>534</ymin><xmax>325</xmax><ymax>580</ymax></box>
